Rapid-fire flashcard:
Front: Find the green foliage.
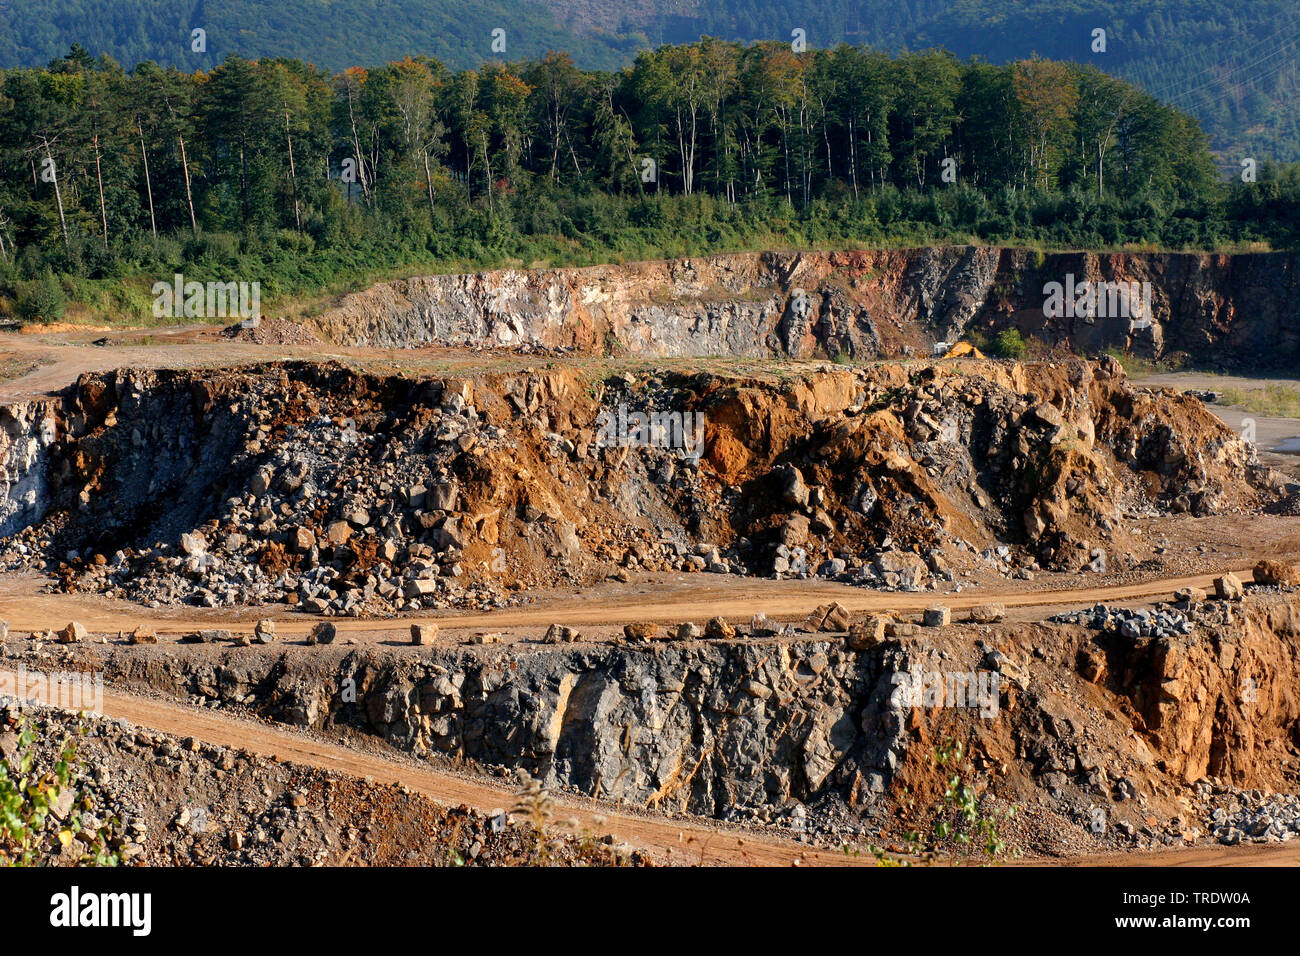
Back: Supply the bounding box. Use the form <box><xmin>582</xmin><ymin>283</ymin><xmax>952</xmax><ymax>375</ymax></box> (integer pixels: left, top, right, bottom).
<box><xmin>0</xmin><ymin>717</ymin><xmax>121</xmax><ymax>867</ymax></box>
<box><xmin>903</xmin><ymin>740</ymin><xmax>1017</xmax><ymax>861</ymax></box>
<box><xmin>1100</xmin><ymin>344</ymin><xmax>1169</xmax><ymax>375</ymax></box>
<box><xmin>14</xmin><ymin>269</ymin><xmax>66</xmax><ymax>324</ymax></box>
<box><xmin>914</xmin><ymin>0</ymin><xmax>1300</xmax><ymax>165</ymax></box>
<box><xmin>993</xmin><ymin>327</ymin><xmax>1028</xmax><ymax>359</ymax></box>
<box><xmin>0</xmin><ymin>0</ymin><xmax>639</xmax><ymax>73</ymax></box>
<box><xmin>0</xmin><ymin>40</ymin><xmax>1296</xmax><ymax>326</ymax></box>
<box><xmin>0</xmin><ymin>2</ymin><xmax>1294</xmax><ymax>163</ymax></box>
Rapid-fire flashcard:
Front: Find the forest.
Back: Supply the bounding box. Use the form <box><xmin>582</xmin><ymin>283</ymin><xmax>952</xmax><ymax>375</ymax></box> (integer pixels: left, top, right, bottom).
<box><xmin>2</xmin><ymin>0</ymin><xmax>1296</xmax><ymax>162</ymax></box>
<box><xmin>1</xmin><ymin>40</ymin><xmax>1297</xmax><ymax>324</ymax></box>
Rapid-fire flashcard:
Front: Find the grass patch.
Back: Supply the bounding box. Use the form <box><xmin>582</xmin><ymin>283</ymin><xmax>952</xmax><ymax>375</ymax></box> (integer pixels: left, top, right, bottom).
<box><xmin>1217</xmin><ymin>384</ymin><xmax>1300</xmax><ymax>418</ymax></box>
<box><xmin>1098</xmin><ymin>346</ymin><xmax>1189</xmax><ymax>377</ymax></box>
<box><xmin>0</xmin><ymin>356</ymin><xmax>45</xmax><ymax>383</ymax></box>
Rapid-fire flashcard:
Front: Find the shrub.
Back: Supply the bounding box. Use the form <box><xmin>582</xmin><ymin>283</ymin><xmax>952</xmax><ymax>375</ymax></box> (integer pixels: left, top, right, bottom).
<box><xmin>15</xmin><ymin>270</ymin><xmax>66</xmax><ymax>325</ymax></box>
<box><xmin>993</xmin><ymin>327</ymin><xmax>1028</xmax><ymax>359</ymax></box>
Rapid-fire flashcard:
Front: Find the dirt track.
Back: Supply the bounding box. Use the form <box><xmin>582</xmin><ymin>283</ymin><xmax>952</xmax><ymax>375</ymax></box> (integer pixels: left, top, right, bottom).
<box><xmin>0</xmin><ymin>567</ymin><xmax>1272</xmax><ymax>638</ymax></box>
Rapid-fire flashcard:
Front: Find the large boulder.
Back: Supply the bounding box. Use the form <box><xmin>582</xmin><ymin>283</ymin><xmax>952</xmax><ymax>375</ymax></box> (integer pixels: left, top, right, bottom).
<box><xmin>1253</xmin><ymin>561</ymin><xmax>1299</xmax><ymax>587</ymax></box>
<box><xmin>846</xmin><ymin>616</ymin><xmax>888</xmax><ymax>650</ymax></box>
<box><xmin>873</xmin><ymin>550</ymin><xmax>929</xmax><ymax>590</ymax></box>
<box><xmin>1214</xmin><ymin>573</ymin><xmax>1245</xmax><ymax>601</ymax></box>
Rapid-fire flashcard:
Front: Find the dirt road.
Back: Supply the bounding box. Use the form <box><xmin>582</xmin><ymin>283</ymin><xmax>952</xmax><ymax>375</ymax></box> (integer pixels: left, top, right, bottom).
<box><xmin>0</xmin><ymin>326</ymin><xmax>608</xmax><ymax>402</ymax></box>
<box><xmin>0</xmin><ymin>567</ymin><xmax>1268</xmax><ymax>640</ymax></box>
<box><xmin>0</xmin><ymin>327</ymin><xmax>359</xmax><ymax>402</ymax></box>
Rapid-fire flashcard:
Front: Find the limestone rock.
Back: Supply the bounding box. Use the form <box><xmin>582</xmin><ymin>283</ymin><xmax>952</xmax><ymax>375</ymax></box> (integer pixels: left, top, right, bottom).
<box><xmin>704</xmin><ymin>617</ymin><xmax>736</xmax><ymax>640</ymax></box>
<box><xmin>1214</xmin><ymin>573</ymin><xmax>1244</xmax><ymax>601</ymax></box>
<box><xmin>411</xmin><ymin>623</ymin><xmax>438</xmax><ymax>645</ymax></box>
<box><xmin>922</xmin><ymin>606</ymin><xmax>951</xmax><ymax>627</ymax></box>
<box><xmin>846</xmin><ymin>615</ymin><xmax>888</xmax><ymax>650</ymax></box>
<box><xmin>308</xmin><ymin>622</ymin><xmax>336</xmax><ymax>645</ymax></box>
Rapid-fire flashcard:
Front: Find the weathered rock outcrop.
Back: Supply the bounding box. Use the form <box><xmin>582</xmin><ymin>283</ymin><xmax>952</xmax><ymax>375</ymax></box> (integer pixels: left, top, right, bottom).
<box><xmin>0</xmin><ymin>357</ymin><xmax>1276</xmax><ymax>607</ymax></box>
<box><xmin>1080</xmin><ymin>599</ymin><xmax>1300</xmax><ymax>784</ymax></box>
<box><xmin>307</xmin><ymin>248</ymin><xmax>1300</xmax><ymax>369</ymax></box>
<box><xmin>89</xmin><ymin>638</ymin><xmax>906</xmax><ymax>818</ymax></box>
<box><xmin>0</xmin><ymin>399</ymin><xmax>58</xmax><ymax>538</ymax></box>
<box><xmin>36</xmin><ymin>596</ymin><xmax>1300</xmax><ymax>824</ymax></box>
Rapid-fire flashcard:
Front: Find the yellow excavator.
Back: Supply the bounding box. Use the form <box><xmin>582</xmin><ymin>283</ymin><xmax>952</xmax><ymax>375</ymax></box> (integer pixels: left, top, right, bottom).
<box><xmin>937</xmin><ymin>340</ymin><xmax>987</xmax><ymax>360</ymax></box>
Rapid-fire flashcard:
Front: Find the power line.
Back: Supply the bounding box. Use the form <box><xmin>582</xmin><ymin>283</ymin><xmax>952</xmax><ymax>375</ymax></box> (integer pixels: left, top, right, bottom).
<box><xmin>1170</xmin><ymin>46</ymin><xmax>1300</xmax><ymax>114</ymax></box>
<box><xmin>1167</xmin><ymin>39</ymin><xmax>1299</xmax><ymax>106</ymax></box>
<box><xmin>1143</xmin><ymin>21</ymin><xmax>1300</xmax><ymax>105</ymax></box>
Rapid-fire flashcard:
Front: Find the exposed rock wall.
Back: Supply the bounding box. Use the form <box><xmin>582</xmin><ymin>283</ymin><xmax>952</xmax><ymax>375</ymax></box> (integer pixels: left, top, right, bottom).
<box><xmin>0</xmin><ymin>399</ymin><xmax>58</xmax><ymax>538</ymax></box>
<box><xmin>57</xmin><ymin>596</ymin><xmax>1300</xmax><ymax>820</ymax></box>
<box><xmin>76</xmin><ymin>639</ymin><xmax>909</xmax><ymax>818</ymax></box>
<box><xmin>1083</xmin><ymin>599</ymin><xmax>1300</xmax><ymax>784</ymax></box>
<box><xmin>308</xmin><ymin>248</ymin><xmax>1300</xmax><ymax>368</ymax></box>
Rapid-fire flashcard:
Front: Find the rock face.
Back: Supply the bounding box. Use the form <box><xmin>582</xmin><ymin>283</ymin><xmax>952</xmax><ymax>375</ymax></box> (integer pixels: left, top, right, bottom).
<box><xmin>0</xmin><ymin>399</ymin><xmax>59</xmax><ymax>538</ymax></box>
<box><xmin>91</xmin><ymin>638</ymin><xmax>911</xmax><ymax>818</ymax></box>
<box><xmin>0</xmin><ymin>357</ymin><xmax>1277</xmax><ymax>609</ymax></box>
<box><xmin>51</xmin><ymin>595</ymin><xmax>1300</xmax><ymax>820</ymax></box>
<box><xmin>307</xmin><ymin>248</ymin><xmax>1300</xmax><ymax>370</ymax></box>
<box><xmin>2</xmin><ymin>704</ymin><xmax>643</xmax><ymax>868</ymax></box>
<box><xmin>20</xmin><ymin>593</ymin><xmax>1300</xmax><ymax>830</ymax></box>
<box><xmin>1069</xmin><ymin>600</ymin><xmax>1300</xmax><ymax>785</ymax></box>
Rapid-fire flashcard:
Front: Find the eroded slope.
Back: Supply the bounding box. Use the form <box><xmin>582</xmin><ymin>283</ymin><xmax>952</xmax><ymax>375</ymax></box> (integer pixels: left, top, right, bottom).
<box><xmin>0</xmin><ymin>358</ymin><xmax>1279</xmax><ymax>614</ymax></box>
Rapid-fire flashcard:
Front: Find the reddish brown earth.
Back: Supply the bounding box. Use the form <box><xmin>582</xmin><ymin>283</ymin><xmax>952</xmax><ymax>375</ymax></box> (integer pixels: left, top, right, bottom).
<box><xmin>4</xmin><ymin>297</ymin><xmax>1300</xmax><ymax>868</ymax></box>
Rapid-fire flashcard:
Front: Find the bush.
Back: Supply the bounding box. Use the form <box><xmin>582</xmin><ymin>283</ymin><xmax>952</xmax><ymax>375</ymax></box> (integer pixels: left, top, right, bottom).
<box><xmin>993</xmin><ymin>327</ymin><xmax>1028</xmax><ymax>359</ymax></box>
<box><xmin>15</xmin><ymin>270</ymin><xmax>66</xmax><ymax>325</ymax></box>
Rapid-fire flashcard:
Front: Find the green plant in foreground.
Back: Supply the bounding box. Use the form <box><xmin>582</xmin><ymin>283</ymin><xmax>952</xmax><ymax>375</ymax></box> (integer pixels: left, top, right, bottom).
<box><xmin>0</xmin><ymin>717</ymin><xmax>121</xmax><ymax>867</ymax></box>
<box><xmin>842</xmin><ymin>841</ymin><xmax>909</xmax><ymax>867</ymax></box>
<box><xmin>903</xmin><ymin>740</ymin><xmax>1017</xmax><ymax>863</ymax></box>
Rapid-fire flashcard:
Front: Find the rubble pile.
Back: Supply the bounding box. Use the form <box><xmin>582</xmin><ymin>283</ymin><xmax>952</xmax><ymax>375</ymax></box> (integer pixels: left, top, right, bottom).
<box><xmin>1051</xmin><ymin>604</ymin><xmax>1195</xmax><ymax>640</ymax></box>
<box><xmin>0</xmin><ymin>366</ymin><xmax>533</xmax><ymax>614</ymax></box>
<box><xmin>1204</xmin><ymin>788</ymin><xmax>1300</xmax><ymax>845</ymax></box>
<box><xmin>0</xmin><ymin>705</ymin><xmax>645</xmax><ymax>866</ymax></box>
<box><xmin>701</xmin><ymin>354</ymin><xmax>1273</xmax><ymax>578</ymax></box>
<box><xmin>0</xmin><ymin>356</ymin><xmax>1281</xmax><ymax>613</ymax></box>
